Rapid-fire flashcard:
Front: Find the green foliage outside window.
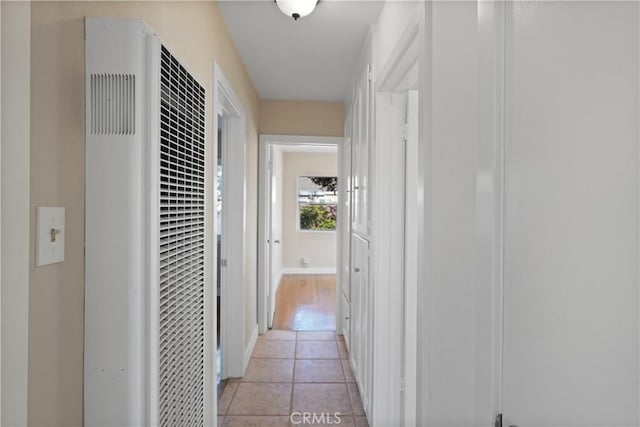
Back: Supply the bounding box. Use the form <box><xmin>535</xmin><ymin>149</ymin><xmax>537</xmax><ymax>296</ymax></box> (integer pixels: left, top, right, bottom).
<box><xmin>299</xmin><ymin>204</ymin><xmax>337</xmax><ymax>231</ymax></box>
<box><xmin>298</xmin><ymin>176</ymin><xmax>338</xmax><ymax>231</ymax></box>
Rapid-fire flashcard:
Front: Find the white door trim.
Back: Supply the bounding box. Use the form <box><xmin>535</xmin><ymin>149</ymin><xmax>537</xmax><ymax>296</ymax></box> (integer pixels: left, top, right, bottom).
<box><xmin>257</xmin><ymin>134</ymin><xmax>342</xmax><ymax>334</ymax></box>
<box><xmin>213</xmin><ymin>62</ymin><xmax>247</xmax><ymax>385</ymax></box>
<box><xmin>476</xmin><ymin>0</ymin><xmax>506</xmax><ymax>422</ymax></box>
<box><xmin>372</xmin><ymin>13</ymin><xmax>420</xmax><ymax>426</ymax></box>
<box><xmin>0</xmin><ymin>5</ymin><xmax>4</xmax><ymax>421</ymax></box>
<box><xmin>414</xmin><ymin>2</ymin><xmax>507</xmax><ymax>424</ymax></box>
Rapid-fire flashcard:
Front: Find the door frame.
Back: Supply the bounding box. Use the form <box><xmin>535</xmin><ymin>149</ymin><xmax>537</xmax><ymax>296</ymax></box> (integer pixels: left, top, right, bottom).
<box><xmin>413</xmin><ymin>2</ymin><xmax>507</xmax><ymax>424</ymax></box>
<box><xmin>373</xmin><ymin>12</ymin><xmax>420</xmax><ymax>426</ymax></box>
<box><xmin>257</xmin><ymin>134</ymin><xmax>343</xmax><ymax>334</ymax></box>
<box><xmin>475</xmin><ymin>1</ymin><xmax>506</xmax><ymax>421</ymax></box>
<box><xmin>212</xmin><ymin>62</ymin><xmax>247</xmax><ymax>386</ymax></box>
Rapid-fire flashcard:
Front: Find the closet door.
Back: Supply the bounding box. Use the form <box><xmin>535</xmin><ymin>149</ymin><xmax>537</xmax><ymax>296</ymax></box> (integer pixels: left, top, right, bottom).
<box><xmin>341</xmin><ymin>113</ymin><xmax>353</xmax><ymax>303</ymax></box>
<box><xmin>502</xmin><ymin>2</ymin><xmax>639</xmax><ymax>426</ymax></box>
<box><xmin>350</xmin><ymin>234</ymin><xmax>371</xmax><ymax>414</ymax></box>
<box><xmin>352</xmin><ymin>67</ymin><xmax>371</xmax><ymax>237</ymax></box>
<box><xmin>339</xmin><ymin>109</ymin><xmax>353</xmax><ymax>347</ymax></box>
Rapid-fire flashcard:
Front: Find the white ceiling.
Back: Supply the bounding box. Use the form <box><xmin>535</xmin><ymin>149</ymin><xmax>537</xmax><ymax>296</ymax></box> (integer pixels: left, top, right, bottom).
<box><xmin>217</xmin><ymin>0</ymin><xmax>384</xmax><ymax>102</ymax></box>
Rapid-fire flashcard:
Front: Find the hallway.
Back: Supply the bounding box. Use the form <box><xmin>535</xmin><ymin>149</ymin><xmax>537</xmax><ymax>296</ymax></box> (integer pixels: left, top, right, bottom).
<box><xmin>217</xmin><ymin>330</ymin><xmax>367</xmax><ymax>426</ymax></box>
<box><xmin>4</xmin><ymin>1</ymin><xmax>639</xmax><ymax>426</ymax></box>
<box><xmin>272</xmin><ymin>275</ymin><xmax>337</xmax><ymax>331</ymax></box>
<box><xmin>217</xmin><ymin>273</ymin><xmax>363</xmax><ymax>426</ymax></box>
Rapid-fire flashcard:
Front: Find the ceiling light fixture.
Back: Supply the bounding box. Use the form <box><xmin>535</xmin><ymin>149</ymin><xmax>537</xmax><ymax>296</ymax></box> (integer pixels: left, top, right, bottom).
<box><xmin>275</xmin><ymin>0</ymin><xmax>319</xmax><ymax>21</ymax></box>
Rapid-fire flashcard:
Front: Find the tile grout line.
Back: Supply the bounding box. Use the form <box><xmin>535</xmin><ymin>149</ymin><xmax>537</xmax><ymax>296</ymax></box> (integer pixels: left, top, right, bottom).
<box><xmin>337</xmin><ymin>336</ymin><xmax>357</xmax><ymax>419</ymax></box>
<box><xmin>289</xmin><ymin>330</ymin><xmax>298</xmax><ymax>420</ymax></box>
<box><xmin>221</xmin><ymin>377</ymin><xmax>241</xmax><ymax>420</ymax></box>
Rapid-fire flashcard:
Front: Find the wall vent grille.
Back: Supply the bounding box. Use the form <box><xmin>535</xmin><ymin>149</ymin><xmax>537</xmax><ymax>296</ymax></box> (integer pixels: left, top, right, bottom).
<box><xmin>90</xmin><ymin>73</ymin><xmax>135</xmax><ymax>135</ymax></box>
<box><xmin>158</xmin><ymin>45</ymin><xmax>206</xmax><ymax>427</ymax></box>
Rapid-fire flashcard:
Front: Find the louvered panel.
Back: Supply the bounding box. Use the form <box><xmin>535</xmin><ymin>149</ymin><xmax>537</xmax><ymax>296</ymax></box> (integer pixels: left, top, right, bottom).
<box><xmin>158</xmin><ymin>45</ymin><xmax>206</xmax><ymax>427</ymax></box>
<box><xmin>90</xmin><ymin>73</ymin><xmax>135</xmax><ymax>135</ymax></box>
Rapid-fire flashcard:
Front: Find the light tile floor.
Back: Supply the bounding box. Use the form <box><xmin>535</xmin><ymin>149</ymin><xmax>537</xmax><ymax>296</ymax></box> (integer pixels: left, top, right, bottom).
<box><xmin>218</xmin><ymin>330</ymin><xmax>369</xmax><ymax>427</ymax></box>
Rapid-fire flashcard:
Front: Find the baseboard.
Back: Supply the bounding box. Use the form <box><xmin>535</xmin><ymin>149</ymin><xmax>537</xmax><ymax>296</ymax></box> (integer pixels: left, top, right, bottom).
<box><xmin>281</xmin><ymin>267</ymin><xmax>337</xmax><ymax>275</ymax></box>
<box><xmin>243</xmin><ymin>324</ymin><xmax>259</xmax><ymax>373</ymax></box>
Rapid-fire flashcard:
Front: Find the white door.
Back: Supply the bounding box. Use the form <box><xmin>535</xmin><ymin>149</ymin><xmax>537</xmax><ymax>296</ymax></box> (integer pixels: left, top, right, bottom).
<box><xmin>350</xmin><ymin>233</ymin><xmax>371</xmax><ymax>414</ymax></box>
<box><xmin>340</xmin><ymin>132</ymin><xmax>353</xmax><ymax>346</ymax></box>
<box><xmin>341</xmin><ymin>134</ymin><xmax>353</xmax><ymax>302</ymax></box>
<box><xmin>502</xmin><ymin>2</ymin><xmax>639</xmax><ymax>425</ymax></box>
<box><xmin>268</xmin><ymin>147</ymin><xmax>283</xmax><ymax>327</ymax></box>
<box><xmin>352</xmin><ymin>67</ymin><xmax>371</xmax><ymax>237</ymax></box>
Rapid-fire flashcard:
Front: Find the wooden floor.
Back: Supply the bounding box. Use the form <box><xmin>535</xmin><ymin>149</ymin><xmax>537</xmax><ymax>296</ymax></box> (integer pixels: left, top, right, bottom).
<box><xmin>272</xmin><ymin>274</ymin><xmax>336</xmax><ymax>331</ymax></box>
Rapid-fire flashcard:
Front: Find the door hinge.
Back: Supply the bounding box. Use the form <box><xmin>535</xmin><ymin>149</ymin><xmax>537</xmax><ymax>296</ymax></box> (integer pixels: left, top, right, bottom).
<box><xmin>221</xmin><ymin>259</ymin><xmax>228</xmax><ymax>268</ymax></box>
<box><xmin>494</xmin><ymin>413</ymin><xmax>502</xmax><ymax>427</ymax></box>
<box><xmin>401</xmin><ymin>123</ymin><xmax>408</xmax><ymax>141</ymax></box>
<box><xmin>400</xmin><ymin>377</ymin><xmax>405</xmax><ymax>394</ymax></box>
<box><xmin>367</xmin><ymin>71</ymin><xmax>374</xmax><ymax>82</ymax></box>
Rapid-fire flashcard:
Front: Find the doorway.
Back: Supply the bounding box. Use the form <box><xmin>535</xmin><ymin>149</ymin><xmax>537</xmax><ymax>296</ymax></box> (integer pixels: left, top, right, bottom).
<box><xmin>216</xmin><ymin>113</ymin><xmax>224</xmax><ymax>390</ymax></box>
<box><xmin>213</xmin><ymin>63</ymin><xmax>247</xmax><ymax>390</ymax></box>
<box><xmin>373</xmin><ymin>15</ymin><xmax>420</xmax><ymax>424</ymax></box>
<box><xmin>258</xmin><ymin>135</ymin><xmax>343</xmax><ymax>334</ymax></box>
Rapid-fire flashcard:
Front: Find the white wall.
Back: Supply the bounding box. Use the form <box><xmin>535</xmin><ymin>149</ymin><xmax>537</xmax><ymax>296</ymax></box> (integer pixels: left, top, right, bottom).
<box><xmin>374</xmin><ymin>0</ymin><xmax>421</xmax><ymax>74</ymax></box>
<box><xmin>502</xmin><ymin>2</ymin><xmax>639</xmax><ymax>424</ymax></box>
<box><xmin>414</xmin><ymin>1</ymin><xmax>640</xmax><ymax>426</ymax></box>
<box><xmin>282</xmin><ymin>152</ymin><xmax>337</xmax><ymax>271</ymax></box>
<box><xmin>1</xmin><ymin>2</ymin><xmax>30</xmax><ymax>425</ymax></box>
<box><xmin>419</xmin><ymin>2</ymin><xmax>480</xmax><ymax>424</ymax></box>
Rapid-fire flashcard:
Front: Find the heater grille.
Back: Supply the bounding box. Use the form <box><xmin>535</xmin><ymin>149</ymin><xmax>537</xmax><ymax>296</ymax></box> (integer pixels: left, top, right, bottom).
<box><xmin>90</xmin><ymin>73</ymin><xmax>135</xmax><ymax>135</ymax></box>
<box><xmin>158</xmin><ymin>45</ymin><xmax>206</xmax><ymax>427</ymax></box>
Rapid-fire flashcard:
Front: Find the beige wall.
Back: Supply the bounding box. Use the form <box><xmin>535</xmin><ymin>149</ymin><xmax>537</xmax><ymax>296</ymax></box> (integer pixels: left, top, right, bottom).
<box><xmin>259</xmin><ymin>100</ymin><xmax>345</xmax><ymax>137</ymax></box>
<box><xmin>29</xmin><ymin>2</ymin><xmax>259</xmax><ymax>425</ymax></box>
<box><xmin>282</xmin><ymin>152</ymin><xmax>338</xmax><ymax>270</ymax></box>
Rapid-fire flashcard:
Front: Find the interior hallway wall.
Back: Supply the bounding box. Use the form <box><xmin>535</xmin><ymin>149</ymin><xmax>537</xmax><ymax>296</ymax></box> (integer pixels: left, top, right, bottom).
<box><xmin>282</xmin><ymin>152</ymin><xmax>338</xmax><ymax>271</ymax></box>
<box><xmin>373</xmin><ymin>0</ymin><xmax>421</xmax><ymax>74</ymax></box>
<box><xmin>29</xmin><ymin>2</ymin><xmax>259</xmax><ymax>425</ymax></box>
<box><xmin>1</xmin><ymin>2</ymin><xmax>31</xmax><ymax>425</ymax></box>
<box><xmin>416</xmin><ymin>1</ymin><xmax>640</xmax><ymax>426</ymax></box>
<box><xmin>421</xmin><ymin>3</ymin><xmax>479</xmax><ymax>424</ymax></box>
<box><xmin>259</xmin><ymin>100</ymin><xmax>344</xmax><ymax>137</ymax></box>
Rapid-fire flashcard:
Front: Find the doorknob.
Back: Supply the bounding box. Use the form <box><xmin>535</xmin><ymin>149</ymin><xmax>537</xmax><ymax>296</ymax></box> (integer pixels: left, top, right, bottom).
<box><xmin>354</xmin><ymin>267</ymin><xmax>360</xmax><ymax>273</ymax></box>
<box><xmin>274</xmin><ymin>240</ymin><xmax>280</xmax><ymax>244</ymax></box>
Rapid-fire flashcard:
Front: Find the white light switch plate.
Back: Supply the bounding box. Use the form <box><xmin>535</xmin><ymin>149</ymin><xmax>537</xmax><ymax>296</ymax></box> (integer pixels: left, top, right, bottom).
<box><xmin>36</xmin><ymin>207</ymin><xmax>65</xmax><ymax>267</ymax></box>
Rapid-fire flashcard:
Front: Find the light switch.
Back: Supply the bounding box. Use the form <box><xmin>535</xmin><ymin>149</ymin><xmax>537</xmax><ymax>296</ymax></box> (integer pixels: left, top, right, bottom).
<box><xmin>36</xmin><ymin>207</ymin><xmax>65</xmax><ymax>267</ymax></box>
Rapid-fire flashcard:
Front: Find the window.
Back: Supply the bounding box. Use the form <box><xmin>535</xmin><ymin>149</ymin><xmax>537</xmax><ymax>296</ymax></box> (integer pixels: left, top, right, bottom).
<box><xmin>297</xmin><ymin>176</ymin><xmax>338</xmax><ymax>231</ymax></box>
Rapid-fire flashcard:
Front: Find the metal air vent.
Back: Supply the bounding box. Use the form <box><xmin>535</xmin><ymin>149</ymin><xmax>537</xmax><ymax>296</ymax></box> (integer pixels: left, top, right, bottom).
<box><xmin>90</xmin><ymin>73</ymin><xmax>135</xmax><ymax>135</ymax></box>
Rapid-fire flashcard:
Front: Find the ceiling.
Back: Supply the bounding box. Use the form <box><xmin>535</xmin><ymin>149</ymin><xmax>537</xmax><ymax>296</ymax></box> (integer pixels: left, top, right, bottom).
<box><xmin>217</xmin><ymin>0</ymin><xmax>384</xmax><ymax>102</ymax></box>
